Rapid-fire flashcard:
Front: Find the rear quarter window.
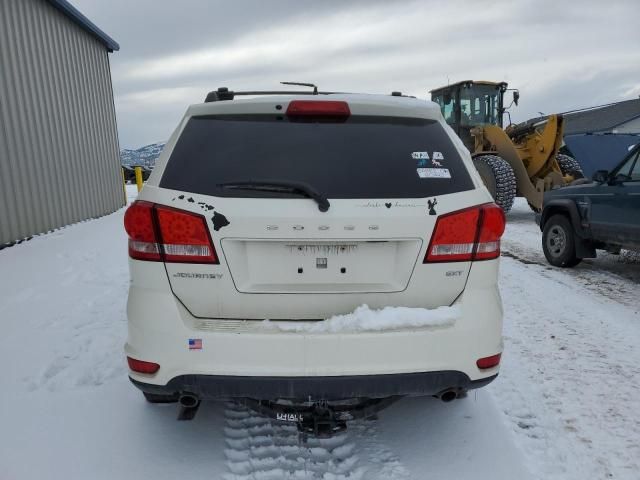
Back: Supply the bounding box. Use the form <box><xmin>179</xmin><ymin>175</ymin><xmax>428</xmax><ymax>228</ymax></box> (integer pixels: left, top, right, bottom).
<box><xmin>160</xmin><ymin>114</ymin><xmax>474</xmax><ymax>198</ymax></box>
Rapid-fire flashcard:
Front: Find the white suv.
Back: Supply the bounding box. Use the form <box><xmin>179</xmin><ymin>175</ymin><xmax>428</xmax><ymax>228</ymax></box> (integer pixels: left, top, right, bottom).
<box><xmin>124</xmin><ymin>88</ymin><xmax>505</xmax><ymax>431</ymax></box>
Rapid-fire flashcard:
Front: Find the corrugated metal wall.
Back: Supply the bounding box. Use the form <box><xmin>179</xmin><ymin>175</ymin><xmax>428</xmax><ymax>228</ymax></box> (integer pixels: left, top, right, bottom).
<box><xmin>0</xmin><ymin>0</ymin><xmax>123</xmax><ymax>246</ymax></box>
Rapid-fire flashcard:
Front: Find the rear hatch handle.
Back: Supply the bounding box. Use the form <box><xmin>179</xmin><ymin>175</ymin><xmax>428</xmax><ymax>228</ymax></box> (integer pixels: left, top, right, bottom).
<box><xmin>218</xmin><ymin>180</ymin><xmax>330</xmax><ymax>212</ymax></box>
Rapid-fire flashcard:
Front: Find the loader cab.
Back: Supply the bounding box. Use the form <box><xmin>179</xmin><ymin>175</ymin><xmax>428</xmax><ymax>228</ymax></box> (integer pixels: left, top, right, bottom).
<box><xmin>431</xmin><ymin>81</ymin><xmax>508</xmax><ymax>151</ymax></box>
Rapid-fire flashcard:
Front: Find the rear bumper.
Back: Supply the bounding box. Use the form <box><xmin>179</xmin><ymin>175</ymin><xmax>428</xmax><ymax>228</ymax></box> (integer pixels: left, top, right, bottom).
<box><xmin>126</xmin><ymin>259</ymin><xmax>503</xmax><ymax>390</ymax></box>
<box><xmin>130</xmin><ymin>371</ymin><xmax>498</xmax><ymax>401</ymax></box>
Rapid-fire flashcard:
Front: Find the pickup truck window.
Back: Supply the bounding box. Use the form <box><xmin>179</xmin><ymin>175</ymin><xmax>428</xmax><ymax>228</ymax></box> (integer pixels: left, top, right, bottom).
<box><xmin>616</xmin><ymin>148</ymin><xmax>640</xmax><ymax>181</ymax></box>
<box><xmin>628</xmin><ymin>152</ymin><xmax>640</xmax><ymax>181</ymax></box>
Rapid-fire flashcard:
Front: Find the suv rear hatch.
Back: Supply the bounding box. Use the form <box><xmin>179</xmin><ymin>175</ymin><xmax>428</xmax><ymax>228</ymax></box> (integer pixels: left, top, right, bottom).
<box><xmin>149</xmin><ymin>100</ymin><xmax>485</xmax><ymax>319</ymax></box>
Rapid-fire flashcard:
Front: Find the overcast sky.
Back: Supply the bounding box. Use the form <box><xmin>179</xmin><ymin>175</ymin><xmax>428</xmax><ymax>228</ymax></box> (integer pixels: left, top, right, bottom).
<box><xmin>72</xmin><ymin>0</ymin><xmax>640</xmax><ymax>149</ymax></box>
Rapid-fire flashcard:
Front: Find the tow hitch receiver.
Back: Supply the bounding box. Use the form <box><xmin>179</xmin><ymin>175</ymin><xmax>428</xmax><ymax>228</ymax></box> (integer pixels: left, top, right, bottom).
<box><xmin>240</xmin><ymin>397</ymin><xmax>400</xmax><ymax>437</ymax></box>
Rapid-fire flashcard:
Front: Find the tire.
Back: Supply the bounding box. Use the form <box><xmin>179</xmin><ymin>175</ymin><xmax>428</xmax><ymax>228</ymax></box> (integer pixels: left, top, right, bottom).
<box><xmin>143</xmin><ymin>392</ymin><xmax>179</xmax><ymax>404</ymax></box>
<box><xmin>473</xmin><ymin>154</ymin><xmax>517</xmax><ymax>213</ymax></box>
<box><xmin>556</xmin><ymin>154</ymin><xmax>584</xmax><ymax>179</ymax></box>
<box><xmin>542</xmin><ymin>214</ymin><xmax>582</xmax><ymax>267</ymax></box>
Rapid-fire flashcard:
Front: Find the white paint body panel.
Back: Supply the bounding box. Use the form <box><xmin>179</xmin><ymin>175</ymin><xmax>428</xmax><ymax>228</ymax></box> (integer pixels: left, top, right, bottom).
<box><xmin>126</xmin><ymin>260</ymin><xmax>502</xmax><ymax>383</ymax></box>
<box><xmin>126</xmin><ymin>93</ymin><xmax>502</xmax><ymax>386</ymax></box>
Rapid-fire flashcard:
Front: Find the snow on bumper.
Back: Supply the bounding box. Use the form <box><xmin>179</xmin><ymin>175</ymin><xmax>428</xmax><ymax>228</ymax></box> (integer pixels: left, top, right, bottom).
<box><xmin>125</xmin><ymin>261</ymin><xmax>503</xmax><ymax>395</ymax></box>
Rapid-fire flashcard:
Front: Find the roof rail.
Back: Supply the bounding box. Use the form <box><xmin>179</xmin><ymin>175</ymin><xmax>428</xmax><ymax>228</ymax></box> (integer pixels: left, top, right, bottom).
<box><xmin>203</xmin><ymin>87</ymin><xmax>417</xmax><ymax>103</ymax></box>
<box><xmin>204</xmin><ymin>87</ymin><xmax>347</xmax><ymax>103</ymax></box>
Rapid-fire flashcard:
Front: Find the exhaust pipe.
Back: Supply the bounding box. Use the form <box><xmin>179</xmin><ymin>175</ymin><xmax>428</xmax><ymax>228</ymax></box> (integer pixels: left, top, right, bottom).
<box><xmin>177</xmin><ymin>393</ymin><xmax>200</xmax><ymax>420</ymax></box>
<box><xmin>437</xmin><ymin>389</ymin><xmax>458</xmax><ymax>403</ymax></box>
<box><xmin>179</xmin><ymin>393</ymin><xmax>200</xmax><ymax>408</ymax></box>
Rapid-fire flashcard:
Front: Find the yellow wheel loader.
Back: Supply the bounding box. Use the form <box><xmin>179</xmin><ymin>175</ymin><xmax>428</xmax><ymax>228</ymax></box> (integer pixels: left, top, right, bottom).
<box><xmin>430</xmin><ymin>80</ymin><xmax>583</xmax><ymax>212</ymax></box>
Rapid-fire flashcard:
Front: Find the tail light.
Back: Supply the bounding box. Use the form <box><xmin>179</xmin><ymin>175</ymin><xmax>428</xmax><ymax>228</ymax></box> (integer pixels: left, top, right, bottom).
<box><xmin>155</xmin><ymin>205</ymin><xmax>218</xmax><ymax>263</ymax></box>
<box><xmin>474</xmin><ymin>204</ymin><xmax>506</xmax><ymax>260</ymax></box>
<box><xmin>123</xmin><ymin>201</ymin><xmax>160</xmax><ymax>261</ymax></box>
<box><xmin>127</xmin><ymin>356</ymin><xmax>160</xmax><ymax>374</ymax></box>
<box><xmin>424</xmin><ymin>203</ymin><xmax>505</xmax><ymax>263</ymax></box>
<box><xmin>286</xmin><ymin>100</ymin><xmax>350</xmax><ymax>117</ymax></box>
<box><xmin>476</xmin><ymin>353</ymin><xmax>502</xmax><ymax>370</ymax></box>
<box><xmin>124</xmin><ymin>201</ymin><xmax>218</xmax><ymax>264</ymax></box>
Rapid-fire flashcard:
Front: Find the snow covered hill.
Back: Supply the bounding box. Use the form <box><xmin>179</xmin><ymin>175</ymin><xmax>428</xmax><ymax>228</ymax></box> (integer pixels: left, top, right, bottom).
<box><xmin>120</xmin><ymin>142</ymin><xmax>166</xmax><ymax>167</ymax></box>
<box><xmin>0</xmin><ymin>191</ymin><xmax>638</xmax><ymax>479</ymax></box>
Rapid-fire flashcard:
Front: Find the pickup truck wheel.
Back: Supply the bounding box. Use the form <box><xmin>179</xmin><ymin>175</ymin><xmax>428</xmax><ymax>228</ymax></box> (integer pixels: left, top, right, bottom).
<box><xmin>473</xmin><ymin>154</ymin><xmax>517</xmax><ymax>213</ymax></box>
<box><xmin>143</xmin><ymin>392</ymin><xmax>179</xmax><ymax>403</ymax></box>
<box><xmin>542</xmin><ymin>214</ymin><xmax>582</xmax><ymax>267</ymax></box>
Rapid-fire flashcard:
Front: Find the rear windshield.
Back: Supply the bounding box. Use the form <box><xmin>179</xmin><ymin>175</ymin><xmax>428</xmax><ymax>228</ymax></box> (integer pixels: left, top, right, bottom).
<box><xmin>160</xmin><ymin>115</ymin><xmax>473</xmax><ymax>198</ymax></box>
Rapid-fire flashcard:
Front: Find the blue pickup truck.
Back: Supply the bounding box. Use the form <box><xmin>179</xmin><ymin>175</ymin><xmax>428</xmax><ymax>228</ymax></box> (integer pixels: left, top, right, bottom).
<box><xmin>538</xmin><ymin>143</ymin><xmax>640</xmax><ymax>267</ymax></box>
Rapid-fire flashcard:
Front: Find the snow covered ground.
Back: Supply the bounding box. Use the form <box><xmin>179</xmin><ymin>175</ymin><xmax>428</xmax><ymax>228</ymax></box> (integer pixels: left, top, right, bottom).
<box><xmin>493</xmin><ymin>199</ymin><xmax>640</xmax><ymax>480</ymax></box>
<box><xmin>0</xmin><ymin>189</ymin><xmax>638</xmax><ymax>479</ymax></box>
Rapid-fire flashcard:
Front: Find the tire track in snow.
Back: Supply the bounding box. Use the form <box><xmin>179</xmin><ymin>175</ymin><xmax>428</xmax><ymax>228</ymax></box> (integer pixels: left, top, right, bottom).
<box><xmin>501</xmin><ymin>242</ymin><xmax>640</xmax><ymax>309</ymax></box>
<box><xmin>222</xmin><ymin>403</ymin><xmax>410</xmax><ymax>479</ymax></box>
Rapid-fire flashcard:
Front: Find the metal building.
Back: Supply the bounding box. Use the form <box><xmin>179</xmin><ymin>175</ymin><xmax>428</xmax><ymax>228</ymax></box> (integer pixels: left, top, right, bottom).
<box><xmin>0</xmin><ymin>0</ymin><xmax>122</xmax><ymax>247</ymax></box>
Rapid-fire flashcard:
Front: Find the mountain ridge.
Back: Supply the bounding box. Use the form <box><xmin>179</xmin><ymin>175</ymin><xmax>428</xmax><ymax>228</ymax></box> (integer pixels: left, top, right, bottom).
<box><xmin>120</xmin><ymin>142</ymin><xmax>166</xmax><ymax>167</ymax></box>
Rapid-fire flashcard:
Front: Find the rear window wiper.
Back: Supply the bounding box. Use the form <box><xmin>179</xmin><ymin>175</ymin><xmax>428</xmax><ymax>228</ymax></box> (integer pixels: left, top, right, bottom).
<box><xmin>218</xmin><ymin>180</ymin><xmax>330</xmax><ymax>212</ymax></box>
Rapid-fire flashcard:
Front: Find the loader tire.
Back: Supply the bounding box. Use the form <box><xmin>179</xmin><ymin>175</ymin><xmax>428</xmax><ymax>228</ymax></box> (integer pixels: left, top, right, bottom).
<box><xmin>473</xmin><ymin>154</ymin><xmax>517</xmax><ymax>213</ymax></box>
<box><xmin>557</xmin><ymin>154</ymin><xmax>584</xmax><ymax>180</ymax></box>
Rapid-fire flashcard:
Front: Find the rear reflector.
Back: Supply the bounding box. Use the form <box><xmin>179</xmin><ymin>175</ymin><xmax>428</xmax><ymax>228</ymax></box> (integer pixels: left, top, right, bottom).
<box><xmin>476</xmin><ymin>353</ymin><xmax>502</xmax><ymax>370</ymax></box>
<box><xmin>124</xmin><ymin>201</ymin><xmax>218</xmax><ymax>264</ymax></box>
<box><xmin>127</xmin><ymin>356</ymin><xmax>160</xmax><ymax>374</ymax></box>
<box><xmin>425</xmin><ymin>203</ymin><xmax>505</xmax><ymax>263</ymax></box>
<box><xmin>286</xmin><ymin>100</ymin><xmax>350</xmax><ymax>117</ymax></box>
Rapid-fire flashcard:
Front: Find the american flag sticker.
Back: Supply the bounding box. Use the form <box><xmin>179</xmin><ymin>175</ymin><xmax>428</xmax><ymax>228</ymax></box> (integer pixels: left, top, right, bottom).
<box><xmin>188</xmin><ymin>338</ymin><xmax>203</xmax><ymax>350</ymax></box>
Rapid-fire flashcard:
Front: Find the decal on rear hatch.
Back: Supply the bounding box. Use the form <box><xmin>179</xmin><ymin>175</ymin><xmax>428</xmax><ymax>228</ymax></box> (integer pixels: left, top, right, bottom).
<box><xmin>428</xmin><ymin>198</ymin><xmax>438</xmax><ymax>216</ymax></box>
<box><xmin>212</xmin><ymin>211</ymin><xmax>230</xmax><ymax>231</ymax></box>
<box><xmin>357</xmin><ymin>201</ymin><xmax>426</xmax><ymax>209</ymax></box>
<box><xmin>411</xmin><ymin>151</ymin><xmax>430</xmax><ymax>160</ymax></box>
<box><xmin>171</xmin><ymin>193</ymin><xmax>231</xmax><ymax>231</ymax></box>
<box><xmin>414</xmin><ymin>150</ymin><xmax>450</xmax><ymax>178</ymax></box>
<box><xmin>417</xmin><ymin>168</ymin><xmax>451</xmax><ymax>179</ymax></box>
<box><xmin>172</xmin><ymin>195</ymin><xmax>216</xmax><ymax>212</ymax></box>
